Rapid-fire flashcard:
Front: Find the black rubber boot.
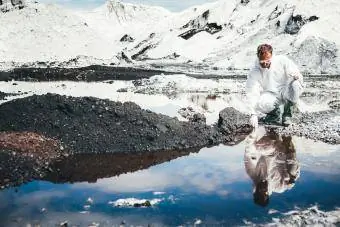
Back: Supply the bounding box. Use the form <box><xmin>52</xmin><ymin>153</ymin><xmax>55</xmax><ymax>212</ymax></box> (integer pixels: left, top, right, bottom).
<box><xmin>260</xmin><ymin>105</ymin><xmax>281</xmax><ymax>125</ymax></box>
<box><xmin>282</xmin><ymin>101</ymin><xmax>294</xmax><ymax>126</ymax></box>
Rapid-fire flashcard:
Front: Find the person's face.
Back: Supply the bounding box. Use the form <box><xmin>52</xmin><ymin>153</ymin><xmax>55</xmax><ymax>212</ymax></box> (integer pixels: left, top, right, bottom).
<box><xmin>259</xmin><ymin>51</ymin><xmax>272</xmax><ymax>69</ymax></box>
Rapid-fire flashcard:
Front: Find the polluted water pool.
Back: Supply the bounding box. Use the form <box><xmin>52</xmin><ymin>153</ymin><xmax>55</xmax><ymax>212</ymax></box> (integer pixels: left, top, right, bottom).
<box><xmin>0</xmin><ymin>129</ymin><xmax>340</xmax><ymax>226</ymax></box>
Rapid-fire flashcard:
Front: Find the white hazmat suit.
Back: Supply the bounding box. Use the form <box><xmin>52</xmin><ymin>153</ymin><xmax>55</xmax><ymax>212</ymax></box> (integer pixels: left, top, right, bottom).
<box><xmin>246</xmin><ymin>55</ymin><xmax>303</xmax><ymax>126</ymax></box>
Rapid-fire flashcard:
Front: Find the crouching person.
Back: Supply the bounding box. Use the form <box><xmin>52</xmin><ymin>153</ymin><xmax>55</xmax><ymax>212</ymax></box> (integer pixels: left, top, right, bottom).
<box><xmin>246</xmin><ymin>44</ymin><xmax>303</xmax><ymax>128</ymax></box>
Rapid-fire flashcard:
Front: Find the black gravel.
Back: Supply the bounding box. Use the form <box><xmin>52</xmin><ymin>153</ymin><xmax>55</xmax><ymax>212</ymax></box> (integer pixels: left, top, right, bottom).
<box><xmin>0</xmin><ymin>94</ymin><xmax>231</xmax><ymax>154</ymax></box>
<box><xmin>0</xmin><ymin>66</ymin><xmax>174</xmax><ymax>82</ymax></box>
<box><xmin>0</xmin><ymin>90</ymin><xmax>27</xmax><ymax>101</ymax></box>
<box><xmin>0</xmin><ymin>149</ymin><xmax>53</xmax><ymax>189</ymax></box>
<box><xmin>0</xmin><ymin>92</ymin><xmax>7</xmax><ymax>100</ymax></box>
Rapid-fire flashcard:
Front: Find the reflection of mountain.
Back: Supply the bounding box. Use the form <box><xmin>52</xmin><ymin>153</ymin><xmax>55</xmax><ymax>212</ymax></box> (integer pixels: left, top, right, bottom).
<box><xmin>244</xmin><ymin>128</ymin><xmax>300</xmax><ymax>207</ymax></box>
<box><xmin>43</xmin><ymin>148</ymin><xmax>199</xmax><ymax>184</ymax></box>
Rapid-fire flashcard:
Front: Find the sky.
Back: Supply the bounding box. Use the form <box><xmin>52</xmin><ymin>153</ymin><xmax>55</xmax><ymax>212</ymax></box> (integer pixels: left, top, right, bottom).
<box><xmin>38</xmin><ymin>0</ymin><xmax>218</xmax><ymax>11</ymax></box>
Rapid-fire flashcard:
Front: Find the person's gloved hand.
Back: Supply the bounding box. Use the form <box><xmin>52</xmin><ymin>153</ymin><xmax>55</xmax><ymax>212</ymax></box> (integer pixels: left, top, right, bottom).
<box><xmin>290</xmin><ymin>72</ymin><xmax>301</xmax><ymax>80</ymax></box>
<box><xmin>250</xmin><ymin>114</ymin><xmax>258</xmax><ymax>128</ymax></box>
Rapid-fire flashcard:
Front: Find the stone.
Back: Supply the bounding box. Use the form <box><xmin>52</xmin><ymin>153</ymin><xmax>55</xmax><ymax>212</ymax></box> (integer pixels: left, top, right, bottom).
<box><xmin>120</xmin><ymin>34</ymin><xmax>134</xmax><ymax>42</ymax></box>
<box><xmin>217</xmin><ymin>107</ymin><xmax>252</xmax><ymax>135</ymax></box>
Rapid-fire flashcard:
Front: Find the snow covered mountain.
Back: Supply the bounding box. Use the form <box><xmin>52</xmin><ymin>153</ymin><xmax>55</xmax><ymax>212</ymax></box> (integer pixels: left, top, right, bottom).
<box><xmin>1</xmin><ymin>0</ymin><xmax>339</xmax><ymax>74</ymax></box>
<box><xmin>0</xmin><ymin>1</ymin><xmax>119</xmax><ymax>64</ymax></box>
<box><xmin>123</xmin><ymin>0</ymin><xmax>340</xmax><ymax>74</ymax></box>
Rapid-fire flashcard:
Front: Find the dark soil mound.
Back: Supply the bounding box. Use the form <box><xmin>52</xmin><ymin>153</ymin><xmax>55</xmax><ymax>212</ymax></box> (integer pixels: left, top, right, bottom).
<box><xmin>0</xmin><ymin>94</ymin><xmax>229</xmax><ymax>154</ymax></box>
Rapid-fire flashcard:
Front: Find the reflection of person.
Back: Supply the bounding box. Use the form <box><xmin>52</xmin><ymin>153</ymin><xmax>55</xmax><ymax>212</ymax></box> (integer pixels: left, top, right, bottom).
<box><xmin>244</xmin><ymin>128</ymin><xmax>300</xmax><ymax>207</ymax></box>
<box><xmin>246</xmin><ymin>44</ymin><xmax>304</xmax><ymax>127</ymax></box>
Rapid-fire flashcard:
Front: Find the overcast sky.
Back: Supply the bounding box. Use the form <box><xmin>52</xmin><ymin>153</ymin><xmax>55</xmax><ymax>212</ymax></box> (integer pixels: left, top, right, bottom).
<box><xmin>38</xmin><ymin>0</ymin><xmax>218</xmax><ymax>11</ymax></box>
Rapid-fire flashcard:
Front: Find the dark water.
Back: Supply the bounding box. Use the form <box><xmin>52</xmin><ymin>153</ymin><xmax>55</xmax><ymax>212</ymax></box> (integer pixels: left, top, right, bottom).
<box><xmin>1</xmin><ymin>129</ymin><xmax>340</xmax><ymax>226</ymax></box>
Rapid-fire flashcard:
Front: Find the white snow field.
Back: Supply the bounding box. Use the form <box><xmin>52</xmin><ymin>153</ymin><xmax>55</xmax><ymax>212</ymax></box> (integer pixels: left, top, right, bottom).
<box><xmin>0</xmin><ymin>0</ymin><xmax>340</xmax><ymax>74</ymax></box>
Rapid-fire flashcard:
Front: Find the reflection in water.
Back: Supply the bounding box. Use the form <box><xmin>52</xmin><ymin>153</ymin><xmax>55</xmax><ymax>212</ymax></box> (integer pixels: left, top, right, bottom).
<box><xmin>188</xmin><ymin>94</ymin><xmax>219</xmax><ymax>111</ymax></box>
<box><xmin>0</xmin><ymin>147</ymin><xmax>200</xmax><ymax>189</ymax></box>
<box><xmin>244</xmin><ymin>128</ymin><xmax>300</xmax><ymax>207</ymax></box>
<box><xmin>1</xmin><ymin>135</ymin><xmax>340</xmax><ymax>226</ymax></box>
<box><xmin>43</xmin><ymin>148</ymin><xmax>199</xmax><ymax>184</ymax></box>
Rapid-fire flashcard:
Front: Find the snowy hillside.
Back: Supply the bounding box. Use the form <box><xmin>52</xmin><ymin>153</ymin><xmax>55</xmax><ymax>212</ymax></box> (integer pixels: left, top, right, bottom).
<box><xmin>1</xmin><ymin>0</ymin><xmax>340</xmax><ymax>74</ymax></box>
<box><xmin>123</xmin><ymin>0</ymin><xmax>340</xmax><ymax>74</ymax></box>
<box><xmin>0</xmin><ymin>1</ymin><xmax>122</xmax><ymax>64</ymax></box>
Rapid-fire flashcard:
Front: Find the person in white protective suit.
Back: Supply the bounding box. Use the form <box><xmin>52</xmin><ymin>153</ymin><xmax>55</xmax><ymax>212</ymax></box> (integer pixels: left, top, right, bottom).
<box><xmin>246</xmin><ymin>44</ymin><xmax>304</xmax><ymax>127</ymax></box>
<box><xmin>244</xmin><ymin>128</ymin><xmax>300</xmax><ymax>207</ymax></box>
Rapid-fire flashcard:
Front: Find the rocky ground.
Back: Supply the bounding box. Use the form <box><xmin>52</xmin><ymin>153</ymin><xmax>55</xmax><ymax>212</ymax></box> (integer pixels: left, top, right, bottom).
<box><xmin>0</xmin><ymin>90</ymin><xmax>26</xmax><ymax>101</ymax></box>
<box><xmin>275</xmin><ymin>110</ymin><xmax>340</xmax><ymax>144</ymax></box>
<box><xmin>219</xmin><ymin>107</ymin><xmax>339</xmax><ymax>144</ymax></box>
<box><xmin>0</xmin><ymin>91</ymin><xmax>14</xmax><ymax>100</ymax></box>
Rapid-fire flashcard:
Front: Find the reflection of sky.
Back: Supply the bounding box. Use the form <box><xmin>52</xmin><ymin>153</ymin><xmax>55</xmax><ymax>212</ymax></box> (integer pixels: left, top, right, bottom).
<box><xmin>1</xmin><ymin>138</ymin><xmax>340</xmax><ymax>226</ymax></box>
<box><xmin>73</xmin><ymin>144</ymin><xmax>248</xmax><ymax>194</ymax></box>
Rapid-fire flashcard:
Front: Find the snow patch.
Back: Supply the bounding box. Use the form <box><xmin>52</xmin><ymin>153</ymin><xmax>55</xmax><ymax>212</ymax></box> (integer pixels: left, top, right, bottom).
<box><xmin>108</xmin><ymin>198</ymin><xmax>163</xmax><ymax>207</ymax></box>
